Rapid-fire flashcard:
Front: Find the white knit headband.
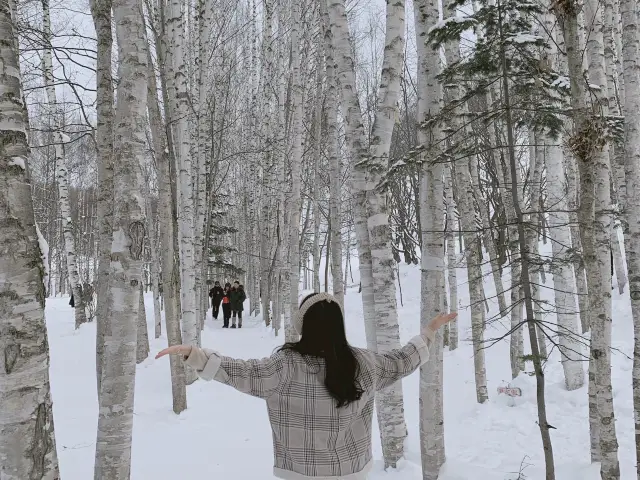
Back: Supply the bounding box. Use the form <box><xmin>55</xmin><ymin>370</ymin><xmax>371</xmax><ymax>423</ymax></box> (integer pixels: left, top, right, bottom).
<box><xmin>293</xmin><ymin>292</ymin><xmax>343</xmax><ymax>334</ymax></box>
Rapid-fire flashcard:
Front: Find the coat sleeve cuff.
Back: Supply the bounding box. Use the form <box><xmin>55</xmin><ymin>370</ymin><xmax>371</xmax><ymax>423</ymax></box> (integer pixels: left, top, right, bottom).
<box><xmin>408</xmin><ymin>334</ymin><xmax>431</xmax><ymax>366</ymax></box>
<box><xmin>184</xmin><ymin>347</ymin><xmax>222</xmax><ymax>381</ymax></box>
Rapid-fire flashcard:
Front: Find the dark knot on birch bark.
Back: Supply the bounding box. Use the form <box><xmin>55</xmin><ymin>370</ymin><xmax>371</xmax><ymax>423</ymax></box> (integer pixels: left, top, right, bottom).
<box><xmin>128</xmin><ymin>221</ymin><xmax>146</xmax><ymax>260</ymax></box>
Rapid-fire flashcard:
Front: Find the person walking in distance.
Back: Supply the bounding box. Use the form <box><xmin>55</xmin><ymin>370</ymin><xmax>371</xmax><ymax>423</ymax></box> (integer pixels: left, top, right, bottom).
<box><xmin>156</xmin><ymin>292</ymin><xmax>457</xmax><ymax>480</ymax></box>
<box><xmin>221</xmin><ymin>283</ymin><xmax>232</xmax><ymax>328</ymax></box>
<box><xmin>209</xmin><ymin>280</ymin><xmax>224</xmax><ymax>320</ymax></box>
<box><xmin>229</xmin><ymin>281</ymin><xmax>246</xmax><ymax>328</ymax></box>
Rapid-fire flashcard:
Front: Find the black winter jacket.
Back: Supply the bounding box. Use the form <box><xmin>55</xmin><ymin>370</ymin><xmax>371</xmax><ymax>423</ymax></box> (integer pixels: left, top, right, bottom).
<box><xmin>229</xmin><ymin>287</ymin><xmax>246</xmax><ymax>311</ymax></box>
<box><xmin>209</xmin><ymin>286</ymin><xmax>224</xmax><ymax>305</ymax></box>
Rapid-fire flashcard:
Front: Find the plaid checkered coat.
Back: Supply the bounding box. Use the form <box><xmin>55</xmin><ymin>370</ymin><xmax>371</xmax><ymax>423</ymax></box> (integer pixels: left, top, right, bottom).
<box><xmin>184</xmin><ymin>332</ymin><xmax>433</xmax><ymax>480</ymax></box>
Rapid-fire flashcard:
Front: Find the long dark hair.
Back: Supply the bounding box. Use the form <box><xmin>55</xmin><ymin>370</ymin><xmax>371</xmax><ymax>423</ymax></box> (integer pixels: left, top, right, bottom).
<box><xmin>279</xmin><ymin>293</ymin><xmax>363</xmax><ymax>407</ymax></box>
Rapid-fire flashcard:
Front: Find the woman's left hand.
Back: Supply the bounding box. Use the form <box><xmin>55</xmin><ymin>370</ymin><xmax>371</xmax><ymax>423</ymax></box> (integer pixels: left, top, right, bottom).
<box><xmin>155</xmin><ymin>344</ymin><xmax>192</xmax><ymax>360</ymax></box>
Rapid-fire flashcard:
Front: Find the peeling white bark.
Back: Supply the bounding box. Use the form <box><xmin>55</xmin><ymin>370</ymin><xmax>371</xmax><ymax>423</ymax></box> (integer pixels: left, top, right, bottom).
<box><xmin>0</xmin><ymin>1</ymin><xmax>60</xmax><ymax>475</ymax></box>
<box><xmin>94</xmin><ymin>0</ymin><xmax>148</xmax><ymax>475</ymax></box>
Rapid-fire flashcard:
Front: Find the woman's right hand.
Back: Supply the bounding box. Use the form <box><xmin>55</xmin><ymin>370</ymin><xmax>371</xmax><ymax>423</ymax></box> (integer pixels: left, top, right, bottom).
<box><xmin>155</xmin><ymin>344</ymin><xmax>192</xmax><ymax>360</ymax></box>
<box><xmin>425</xmin><ymin>312</ymin><xmax>457</xmax><ymax>333</ymax></box>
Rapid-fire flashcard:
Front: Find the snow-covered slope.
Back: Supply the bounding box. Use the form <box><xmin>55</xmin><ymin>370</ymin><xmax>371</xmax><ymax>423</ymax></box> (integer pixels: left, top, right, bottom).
<box><xmin>47</xmin><ymin>261</ymin><xmax>635</xmax><ymax>479</ymax></box>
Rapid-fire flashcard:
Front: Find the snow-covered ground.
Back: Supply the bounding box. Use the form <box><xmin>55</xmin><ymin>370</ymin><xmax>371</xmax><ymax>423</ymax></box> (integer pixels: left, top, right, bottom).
<box><xmin>48</xmin><ymin>260</ymin><xmax>635</xmax><ymax>479</ymax></box>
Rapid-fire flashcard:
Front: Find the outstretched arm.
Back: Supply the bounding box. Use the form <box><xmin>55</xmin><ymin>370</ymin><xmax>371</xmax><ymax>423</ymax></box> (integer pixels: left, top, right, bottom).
<box><xmin>372</xmin><ymin>312</ymin><xmax>456</xmax><ymax>391</ymax></box>
<box><xmin>156</xmin><ymin>346</ymin><xmax>287</xmax><ymax>399</ymax></box>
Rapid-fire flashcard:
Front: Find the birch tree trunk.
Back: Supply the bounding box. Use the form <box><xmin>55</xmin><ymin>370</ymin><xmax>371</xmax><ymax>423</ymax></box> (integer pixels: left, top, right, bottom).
<box><xmin>363</xmin><ymin>0</ymin><xmax>411</xmax><ymax>466</ymax></box>
<box><xmin>42</xmin><ymin>0</ymin><xmax>86</xmax><ymax>329</ymax></box>
<box><xmin>90</xmin><ymin>0</ymin><xmax>114</xmax><ymax>397</ymax></box>
<box><xmin>442</xmin><ymin>6</ymin><xmax>488</xmax><ymax>404</ymax></box>
<box><xmin>326</xmin><ymin>0</ymin><xmax>408</xmax><ymax>466</ymax></box>
<box><xmin>582</xmin><ymin>0</ymin><xmax>620</xmax><ymax>474</ymax></box>
<box><xmin>146</xmin><ymin>30</ymin><xmax>187</xmax><ymax>414</ymax></box>
<box><xmin>603</xmin><ymin>0</ymin><xmax>627</xmax><ymax>296</ymax></box>
<box><xmin>555</xmin><ymin>0</ymin><xmax>620</xmax><ymax>474</ymax></box>
<box><xmin>414</xmin><ymin>0</ymin><xmax>446</xmax><ymax>475</ymax></box>
<box><xmin>545</xmin><ymin>133</ymin><xmax>585</xmax><ymax>390</ymax></box>
<box><xmin>0</xmin><ymin>1</ymin><xmax>60</xmax><ymax>474</ymax></box>
<box><xmin>323</xmin><ymin>20</ymin><xmax>344</xmax><ymax>307</ymax></box>
<box><xmin>287</xmin><ymin>0</ymin><xmax>304</xmax><ymax>343</ymax></box>
<box><xmin>146</xmin><ymin>206</ymin><xmax>162</xmax><ymax>339</ymax></box>
<box><xmin>468</xmin><ymin>154</ymin><xmax>506</xmax><ymax>318</ymax></box>
<box><xmin>539</xmin><ymin>16</ymin><xmax>585</xmax><ymax>390</ymax></box>
<box><xmin>444</xmin><ymin>163</ymin><xmax>458</xmax><ymax>349</ymax></box>
<box><xmin>93</xmin><ymin>0</ymin><xmax>147</xmax><ymax>474</ymax></box>
<box><xmin>137</xmin><ymin>283</ymin><xmax>149</xmax><ymax>363</ymax></box>
<box><xmin>167</xmin><ymin>0</ymin><xmax>198</xmax><ymax>378</ymax></box>
<box><xmin>619</xmin><ymin>0</ymin><xmax>640</xmax><ymax>472</ymax></box>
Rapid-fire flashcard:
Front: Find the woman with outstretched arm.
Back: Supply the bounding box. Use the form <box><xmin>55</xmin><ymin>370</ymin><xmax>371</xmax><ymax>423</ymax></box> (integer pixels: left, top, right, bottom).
<box><xmin>156</xmin><ymin>292</ymin><xmax>456</xmax><ymax>480</ymax></box>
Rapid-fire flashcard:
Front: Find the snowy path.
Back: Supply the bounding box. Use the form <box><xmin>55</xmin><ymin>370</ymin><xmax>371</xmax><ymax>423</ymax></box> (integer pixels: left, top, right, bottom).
<box><xmin>48</xmin><ymin>264</ymin><xmax>635</xmax><ymax>479</ymax></box>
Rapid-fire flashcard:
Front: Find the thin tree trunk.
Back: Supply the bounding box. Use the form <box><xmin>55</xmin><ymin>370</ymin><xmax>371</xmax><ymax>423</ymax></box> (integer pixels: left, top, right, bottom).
<box><xmin>167</xmin><ymin>0</ymin><xmax>198</xmax><ymax>382</ymax></box>
<box><xmin>414</xmin><ymin>0</ymin><xmax>446</xmax><ymax>475</ymax></box>
<box><xmin>498</xmin><ymin>9</ymin><xmax>555</xmax><ymax>476</ymax></box>
<box><xmin>137</xmin><ymin>283</ymin><xmax>149</xmax><ymax>363</ymax></box>
<box><xmin>42</xmin><ymin>0</ymin><xmax>86</xmax><ymax>329</ymax></box>
<box><xmin>287</xmin><ymin>0</ymin><xmax>304</xmax><ymax>343</ymax></box>
<box><xmin>444</xmin><ymin>163</ymin><xmax>458</xmax><ymax>349</ymax></box>
<box><xmin>443</xmin><ymin>7</ymin><xmax>488</xmax><ymax>404</ymax></box>
<box><xmin>544</xmin><ymin>133</ymin><xmax>585</xmax><ymax>390</ymax></box>
<box><xmin>146</xmin><ymin>28</ymin><xmax>187</xmax><ymax>414</ymax></box>
<box><xmin>90</xmin><ymin>0</ymin><xmax>114</xmax><ymax>398</ymax></box>
<box><xmin>324</xmin><ymin>36</ymin><xmax>344</xmax><ymax>307</ymax></box>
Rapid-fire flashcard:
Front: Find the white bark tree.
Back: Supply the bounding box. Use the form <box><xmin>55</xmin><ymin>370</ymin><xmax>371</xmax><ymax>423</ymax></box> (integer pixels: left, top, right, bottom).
<box><xmin>90</xmin><ymin>0</ymin><xmax>114</xmax><ymax>397</ymax></box>
<box><xmin>582</xmin><ymin>0</ymin><xmax>620</xmax><ymax>474</ymax></box>
<box><xmin>327</xmin><ymin>0</ymin><xmax>409</xmax><ymax>465</ymax></box>
<box><xmin>42</xmin><ymin>0</ymin><xmax>86</xmax><ymax>329</ymax></box>
<box><xmin>287</xmin><ymin>0</ymin><xmax>304</xmax><ymax>342</ymax></box>
<box><xmin>619</xmin><ymin>0</ymin><xmax>640</xmax><ymax>472</ymax></box>
<box><xmin>555</xmin><ymin>0</ymin><xmax>620</xmax><ymax>474</ymax></box>
<box><xmin>0</xmin><ymin>1</ymin><xmax>60</xmax><ymax>475</ymax></box>
<box><xmin>540</xmin><ymin>14</ymin><xmax>584</xmax><ymax>391</ymax></box>
<box><xmin>322</xmin><ymin>8</ymin><xmax>344</xmax><ymax>307</ymax></box>
<box><xmin>93</xmin><ymin>0</ymin><xmax>148</xmax><ymax>475</ymax></box>
<box><xmin>166</xmin><ymin>0</ymin><xmax>198</xmax><ymax>379</ymax></box>
<box><xmin>444</xmin><ymin>163</ymin><xmax>458</xmax><ymax>349</ymax></box>
<box><xmin>441</xmin><ymin>3</ymin><xmax>488</xmax><ymax>404</ymax></box>
<box><xmin>146</xmin><ymin>37</ymin><xmax>187</xmax><ymax>413</ymax></box>
<box><xmin>414</xmin><ymin>0</ymin><xmax>446</xmax><ymax>476</ymax></box>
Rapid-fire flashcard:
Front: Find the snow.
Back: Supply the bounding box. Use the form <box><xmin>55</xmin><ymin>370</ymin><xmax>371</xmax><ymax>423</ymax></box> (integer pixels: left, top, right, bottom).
<box><xmin>551</xmin><ymin>76</ymin><xmax>570</xmax><ymax>90</ymax></box>
<box><xmin>36</xmin><ymin>222</ymin><xmax>50</xmax><ymax>290</ymax></box>
<box><xmin>48</xmin><ymin>255</ymin><xmax>635</xmax><ymax>479</ymax></box>
<box><xmin>8</xmin><ymin>156</ymin><xmax>26</xmax><ymax>169</ymax></box>
<box><xmin>60</xmin><ymin>132</ymin><xmax>71</xmax><ymax>143</ymax></box>
<box><xmin>507</xmin><ymin>33</ymin><xmax>543</xmax><ymax>44</ymax></box>
<box><xmin>428</xmin><ymin>16</ymin><xmax>475</xmax><ymax>35</ymax></box>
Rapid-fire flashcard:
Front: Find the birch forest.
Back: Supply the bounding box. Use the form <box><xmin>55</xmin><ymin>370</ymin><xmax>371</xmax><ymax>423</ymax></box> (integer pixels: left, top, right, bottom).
<box><xmin>1</xmin><ymin>0</ymin><xmax>640</xmax><ymax>478</ymax></box>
